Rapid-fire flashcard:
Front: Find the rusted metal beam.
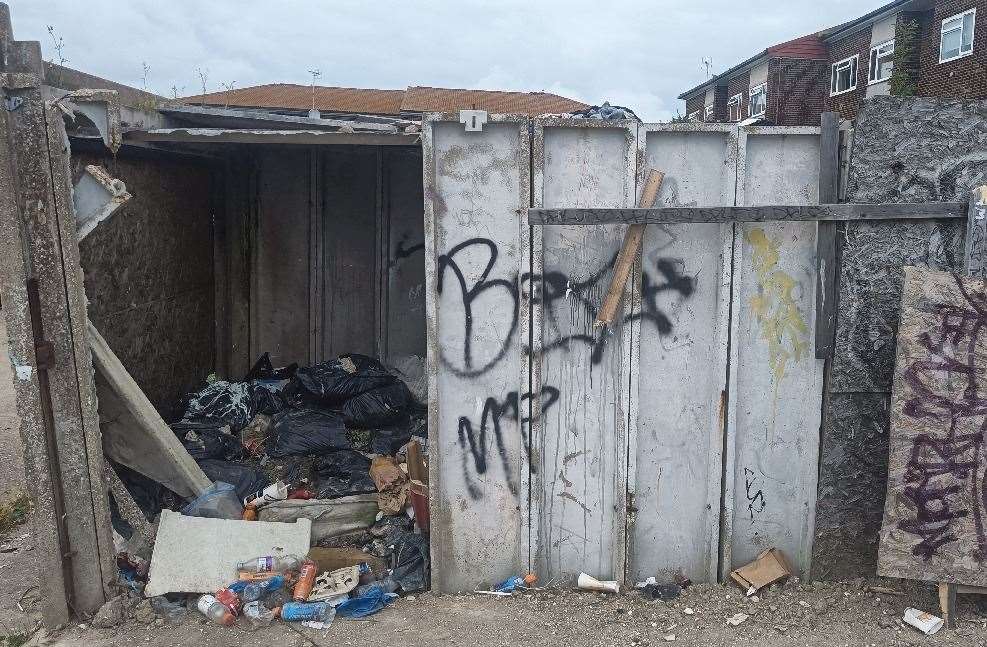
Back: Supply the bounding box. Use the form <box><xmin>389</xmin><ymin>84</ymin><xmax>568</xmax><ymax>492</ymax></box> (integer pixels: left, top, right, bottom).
<box><xmin>528</xmin><ymin>202</ymin><xmax>968</xmax><ymax>225</ymax></box>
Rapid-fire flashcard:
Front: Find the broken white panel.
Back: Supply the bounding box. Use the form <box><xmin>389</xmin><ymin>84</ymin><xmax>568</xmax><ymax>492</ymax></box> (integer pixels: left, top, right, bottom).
<box><xmin>145</xmin><ymin>510</ymin><xmax>311</xmax><ymax>596</ymax></box>
<box><xmin>73</xmin><ymin>165</ymin><xmax>130</xmax><ymax>240</ymax></box>
<box><xmin>725</xmin><ymin>129</ymin><xmax>823</xmax><ymax>577</ymax></box>
<box><xmin>630</xmin><ymin>125</ymin><xmax>737</xmax><ymax>586</ymax></box>
<box><xmin>532</xmin><ymin>120</ymin><xmax>637</xmax><ymax>584</ymax></box>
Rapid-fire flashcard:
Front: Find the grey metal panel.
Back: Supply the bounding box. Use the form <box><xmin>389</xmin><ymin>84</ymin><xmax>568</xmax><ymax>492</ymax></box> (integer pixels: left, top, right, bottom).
<box><xmin>253</xmin><ymin>148</ymin><xmax>312</xmax><ymax>367</ymax></box>
<box><xmin>423</xmin><ymin>116</ymin><xmax>530</xmax><ymax>592</ymax></box>
<box><xmin>383</xmin><ymin>147</ymin><xmax>426</xmax><ymax>366</ymax></box>
<box><xmin>531</xmin><ymin>121</ymin><xmax>636</xmax><ymax>583</ymax></box>
<box><xmin>725</xmin><ymin>131</ymin><xmax>824</xmax><ymax>576</ymax></box>
<box><xmin>630</xmin><ymin>126</ymin><xmax>736</xmax><ymax>584</ymax></box>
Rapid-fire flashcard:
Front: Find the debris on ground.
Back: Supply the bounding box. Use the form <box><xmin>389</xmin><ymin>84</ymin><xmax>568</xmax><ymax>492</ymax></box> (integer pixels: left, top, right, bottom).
<box><xmin>577</xmin><ymin>573</ymin><xmax>620</xmax><ymax>593</ymax></box>
<box><xmin>902</xmin><ymin>607</ymin><xmax>943</xmax><ymax>635</ymax></box>
<box><xmin>98</xmin><ymin>351</ymin><xmax>431</xmax><ymax>632</ymax></box>
<box><xmin>729</xmin><ymin>548</ymin><xmax>792</xmax><ymax>596</ymax></box>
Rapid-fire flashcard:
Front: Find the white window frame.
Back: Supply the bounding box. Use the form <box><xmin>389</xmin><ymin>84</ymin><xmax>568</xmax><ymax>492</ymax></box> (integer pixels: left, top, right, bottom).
<box><xmin>687</xmin><ymin>110</ymin><xmax>701</xmax><ymax>122</ymax></box>
<box><xmin>940</xmin><ymin>8</ymin><xmax>976</xmax><ymax>63</ymax></box>
<box><xmin>704</xmin><ymin>104</ymin><xmax>714</xmax><ymax>121</ymax></box>
<box><xmin>868</xmin><ymin>39</ymin><xmax>895</xmax><ymax>84</ymax></box>
<box><xmin>748</xmin><ymin>83</ymin><xmax>767</xmax><ymax>117</ymax></box>
<box><xmin>727</xmin><ymin>93</ymin><xmax>742</xmax><ymax>122</ymax></box>
<box><xmin>830</xmin><ymin>54</ymin><xmax>859</xmax><ymax>96</ymax></box>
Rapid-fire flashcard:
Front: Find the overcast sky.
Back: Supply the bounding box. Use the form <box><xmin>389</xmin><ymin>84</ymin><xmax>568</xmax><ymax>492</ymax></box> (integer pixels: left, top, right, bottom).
<box><xmin>11</xmin><ymin>1</ymin><xmax>885</xmax><ymax>122</ymax></box>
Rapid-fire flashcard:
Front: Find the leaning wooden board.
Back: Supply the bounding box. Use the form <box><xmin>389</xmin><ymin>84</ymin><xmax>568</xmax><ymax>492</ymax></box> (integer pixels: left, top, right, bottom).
<box><xmin>878</xmin><ymin>265</ymin><xmax>987</xmax><ymax>587</ymax></box>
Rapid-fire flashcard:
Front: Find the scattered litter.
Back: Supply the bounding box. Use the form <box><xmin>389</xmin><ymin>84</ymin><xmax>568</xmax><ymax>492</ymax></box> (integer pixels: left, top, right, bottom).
<box><xmin>642</xmin><ymin>582</ymin><xmax>681</xmax><ymax>601</ymax></box>
<box><xmin>370</xmin><ymin>455</ymin><xmax>410</xmax><ymax>515</ymax></box>
<box><xmin>258</xmin><ymin>496</ymin><xmax>378</xmax><ymax>542</ymax></box>
<box><xmin>902</xmin><ymin>608</ymin><xmax>944</xmax><ymax>636</ymax></box>
<box><xmin>725</xmin><ymin>613</ymin><xmax>749</xmax><ymax>626</ymax></box>
<box><xmin>577</xmin><ymin>572</ymin><xmax>620</xmax><ymax>594</ymax></box>
<box><xmin>181</xmin><ymin>481</ymin><xmax>243</xmax><ymax>520</ymax></box>
<box><xmin>729</xmin><ymin>548</ymin><xmax>792</xmax><ymax>596</ymax></box>
<box><xmin>335</xmin><ymin>584</ymin><xmax>397</xmax><ymax>618</ymax></box>
<box><xmin>683</xmin><ymin>607</ymin><xmax>694</xmax><ymax>615</ymax></box>
<box><xmin>663</xmin><ymin>634</ymin><xmax>676</xmax><ymax>642</ymax></box>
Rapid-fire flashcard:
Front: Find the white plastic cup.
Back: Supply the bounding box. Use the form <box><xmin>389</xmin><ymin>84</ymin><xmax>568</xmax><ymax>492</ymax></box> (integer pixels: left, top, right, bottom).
<box><xmin>902</xmin><ymin>608</ymin><xmax>943</xmax><ymax>636</ymax></box>
<box><xmin>577</xmin><ymin>572</ymin><xmax>620</xmax><ymax>594</ymax></box>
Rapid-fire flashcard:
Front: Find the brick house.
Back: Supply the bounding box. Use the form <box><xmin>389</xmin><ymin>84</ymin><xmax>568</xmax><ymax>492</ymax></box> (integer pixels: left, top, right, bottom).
<box><xmin>680</xmin><ymin>0</ymin><xmax>986</xmax><ymax>125</ymax></box>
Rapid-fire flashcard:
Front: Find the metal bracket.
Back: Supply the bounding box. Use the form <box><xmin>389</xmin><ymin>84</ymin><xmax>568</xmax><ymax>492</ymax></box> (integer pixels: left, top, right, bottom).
<box><xmin>3</xmin><ymin>95</ymin><xmax>23</xmax><ymax>111</ymax></box>
<box><xmin>459</xmin><ymin>109</ymin><xmax>488</xmax><ymax>132</ymax></box>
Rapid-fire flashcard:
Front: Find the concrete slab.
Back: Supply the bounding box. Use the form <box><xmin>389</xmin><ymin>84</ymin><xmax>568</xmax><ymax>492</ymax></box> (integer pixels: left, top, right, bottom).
<box><xmin>144</xmin><ymin>510</ymin><xmax>311</xmax><ymax>596</ymax></box>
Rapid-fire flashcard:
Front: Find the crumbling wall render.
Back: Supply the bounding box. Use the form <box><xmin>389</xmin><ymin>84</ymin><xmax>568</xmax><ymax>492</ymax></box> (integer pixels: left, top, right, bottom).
<box><xmin>812</xmin><ymin>96</ymin><xmax>984</xmax><ymax>579</ymax></box>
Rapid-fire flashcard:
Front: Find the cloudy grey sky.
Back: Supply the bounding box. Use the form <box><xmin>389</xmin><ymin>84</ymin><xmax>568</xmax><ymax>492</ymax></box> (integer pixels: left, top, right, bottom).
<box><xmin>11</xmin><ymin>1</ymin><xmax>886</xmax><ymax>121</ymax></box>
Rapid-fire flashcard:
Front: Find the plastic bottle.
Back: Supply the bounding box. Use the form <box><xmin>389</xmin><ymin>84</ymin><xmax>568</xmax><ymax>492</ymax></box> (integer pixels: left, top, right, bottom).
<box><xmin>237</xmin><ymin>554</ymin><xmax>302</xmax><ymax>575</ymax></box>
<box><xmin>292</xmin><ymin>560</ymin><xmax>318</xmax><ymax>601</ymax></box>
<box><xmin>243</xmin><ymin>575</ymin><xmax>285</xmax><ymax>603</ymax></box>
<box><xmin>242</xmin><ymin>504</ymin><xmax>258</xmax><ymax>521</ymax></box>
<box><xmin>243</xmin><ymin>601</ymin><xmax>277</xmax><ymax>628</ymax></box>
<box><xmin>281</xmin><ymin>601</ymin><xmax>332</xmax><ymax>622</ymax></box>
<box><xmin>214</xmin><ymin>587</ymin><xmax>242</xmax><ymax>616</ymax></box>
<box><xmin>196</xmin><ymin>594</ymin><xmax>235</xmax><ymax>626</ymax></box>
<box><xmin>262</xmin><ymin>587</ymin><xmax>289</xmax><ymax>610</ymax></box>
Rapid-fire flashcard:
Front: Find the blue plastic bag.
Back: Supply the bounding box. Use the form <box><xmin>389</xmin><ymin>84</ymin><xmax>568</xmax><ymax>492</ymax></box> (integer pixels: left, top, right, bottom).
<box><xmin>335</xmin><ymin>585</ymin><xmax>396</xmax><ymax>618</ymax></box>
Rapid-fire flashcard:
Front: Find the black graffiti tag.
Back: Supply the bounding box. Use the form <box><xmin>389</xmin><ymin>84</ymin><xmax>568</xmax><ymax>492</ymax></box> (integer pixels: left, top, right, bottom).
<box><xmin>437</xmin><ymin>238</ymin><xmax>519</xmax><ymax>378</ymax></box>
<box><xmin>898</xmin><ymin>276</ymin><xmax>987</xmax><ymax>560</ymax></box>
<box><xmin>457</xmin><ymin>386</ymin><xmax>561</xmax><ymax>500</ymax></box>
<box><xmin>744</xmin><ymin>467</ymin><xmax>767</xmax><ymax>524</ymax></box>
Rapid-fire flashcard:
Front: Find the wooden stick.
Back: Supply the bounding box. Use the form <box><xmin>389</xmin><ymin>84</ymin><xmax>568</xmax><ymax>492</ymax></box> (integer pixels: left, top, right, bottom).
<box><xmin>594</xmin><ymin>170</ymin><xmax>664</xmax><ymax>329</ymax></box>
<box><xmin>939</xmin><ymin>582</ymin><xmax>957</xmax><ymax>629</ymax></box>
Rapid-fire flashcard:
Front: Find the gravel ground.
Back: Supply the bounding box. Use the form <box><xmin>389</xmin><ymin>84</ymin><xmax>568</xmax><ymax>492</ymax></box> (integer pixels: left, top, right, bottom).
<box><xmin>0</xmin><ymin>575</ymin><xmax>979</xmax><ymax>647</ymax></box>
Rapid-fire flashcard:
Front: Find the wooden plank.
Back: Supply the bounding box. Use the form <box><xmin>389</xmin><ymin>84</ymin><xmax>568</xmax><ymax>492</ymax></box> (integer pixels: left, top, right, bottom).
<box><xmin>939</xmin><ymin>582</ymin><xmax>957</xmax><ymax>629</ymax></box>
<box><xmin>528</xmin><ymin>202</ymin><xmax>968</xmax><ymax>225</ymax></box>
<box><xmin>594</xmin><ymin>169</ymin><xmax>663</xmax><ymax>329</ymax></box>
<box><xmin>877</xmin><ymin>266</ymin><xmax>987</xmax><ymax>588</ymax></box>
<box><xmin>815</xmin><ymin>112</ymin><xmax>840</xmax><ymax>359</ymax></box>
<box><xmin>88</xmin><ymin>321</ymin><xmax>211</xmax><ymax>497</ymax></box>
<box><xmin>963</xmin><ymin>185</ymin><xmax>987</xmax><ymax>278</ymax></box>
<box><xmin>105</xmin><ymin>464</ymin><xmax>154</xmax><ymax>545</ymax></box>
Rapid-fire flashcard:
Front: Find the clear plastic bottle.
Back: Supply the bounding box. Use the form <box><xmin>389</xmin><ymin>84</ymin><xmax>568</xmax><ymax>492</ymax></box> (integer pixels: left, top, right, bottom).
<box><xmin>237</xmin><ymin>554</ymin><xmax>303</xmax><ymax>575</ymax></box>
<box><xmin>196</xmin><ymin>594</ymin><xmax>235</xmax><ymax>626</ymax></box>
<box><xmin>243</xmin><ymin>575</ymin><xmax>285</xmax><ymax>603</ymax></box>
<box><xmin>243</xmin><ymin>601</ymin><xmax>277</xmax><ymax>628</ymax></box>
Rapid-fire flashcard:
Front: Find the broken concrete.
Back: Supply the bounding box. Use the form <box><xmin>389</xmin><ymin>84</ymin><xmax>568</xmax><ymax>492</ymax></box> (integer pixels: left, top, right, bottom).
<box><xmin>144</xmin><ymin>510</ymin><xmax>311</xmax><ymax>597</ymax></box>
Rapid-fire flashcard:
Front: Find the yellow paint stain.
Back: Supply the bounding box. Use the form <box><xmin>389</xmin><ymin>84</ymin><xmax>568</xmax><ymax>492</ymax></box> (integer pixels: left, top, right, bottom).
<box><xmin>745</xmin><ymin>228</ymin><xmax>809</xmax><ymax>383</ymax></box>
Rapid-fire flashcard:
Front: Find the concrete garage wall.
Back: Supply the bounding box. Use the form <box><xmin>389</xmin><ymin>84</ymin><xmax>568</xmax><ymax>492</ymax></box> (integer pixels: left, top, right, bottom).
<box><xmin>811</xmin><ymin>96</ymin><xmax>983</xmax><ymax>580</ymax></box>
<box><xmin>76</xmin><ymin>150</ymin><xmax>216</xmax><ymax>417</ymax></box>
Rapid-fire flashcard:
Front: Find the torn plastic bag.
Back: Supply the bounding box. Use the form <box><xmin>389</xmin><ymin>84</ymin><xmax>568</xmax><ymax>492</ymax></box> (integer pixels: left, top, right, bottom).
<box><xmin>180</xmin><ymin>481</ymin><xmax>244</xmax><ymax>520</ymax></box>
<box><xmin>266</xmin><ymin>408</ymin><xmax>351</xmax><ymax>458</ymax></box>
<box><xmin>292</xmin><ymin>354</ymin><xmax>395</xmax><ymax>406</ymax></box>
<box><xmin>250</xmin><ymin>380</ymin><xmax>289</xmax><ymax>416</ymax></box>
<box><xmin>172</xmin><ymin>421</ymin><xmax>242</xmax><ymax>461</ymax></box>
<box><xmin>315</xmin><ymin>451</ymin><xmax>376</xmax><ymax>499</ymax></box>
<box><xmin>197</xmin><ymin>459</ymin><xmax>269</xmax><ymax>503</ymax></box>
<box><xmin>244</xmin><ymin>352</ymin><xmax>298</xmax><ymax>382</ymax></box>
<box><xmin>369</xmin><ymin>415</ymin><xmax>426</xmax><ymax>455</ymax></box>
<box><xmin>182</xmin><ymin>380</ymin><xmax>254</xmax><ymax>431</ymax></box>
<box><xmin>391</xmin><ymin>532</ymin><xmax>429</xmax><ymax>593</ymax></box>
<box><xmin>335</xmin><ymin>584</ymin><xmax>395</xmax><ymax>618</ymax></box>
<box><xmin>342</xmin><ymin>381</ymin><xmax>413</xmax><ymax>428</ymax></box>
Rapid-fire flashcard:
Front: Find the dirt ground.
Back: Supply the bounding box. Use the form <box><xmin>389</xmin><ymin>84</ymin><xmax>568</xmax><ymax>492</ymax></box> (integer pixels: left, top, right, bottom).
<box><xmin>6</xmin><ymin>576</ymin><xmax>987</xmax><ymax>647</ymax></box>
<box><xmin>1</xmin><ymin>317</ymin><xmax>986</xmax><ymax>647</ymax></box>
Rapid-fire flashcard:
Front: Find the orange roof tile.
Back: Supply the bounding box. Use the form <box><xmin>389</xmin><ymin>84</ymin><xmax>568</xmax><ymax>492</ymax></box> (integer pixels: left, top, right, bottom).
<box><xmin>183</xmin><ymin>83</ymin><xmax>588</xmax><ymax>117</ymax></box>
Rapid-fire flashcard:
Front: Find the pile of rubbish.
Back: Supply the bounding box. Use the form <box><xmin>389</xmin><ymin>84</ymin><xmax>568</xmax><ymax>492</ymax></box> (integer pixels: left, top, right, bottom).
<box><xmin>108</xmin><ymin>351</ymin><xmax>429</xmax><ymax>629</ymax></box>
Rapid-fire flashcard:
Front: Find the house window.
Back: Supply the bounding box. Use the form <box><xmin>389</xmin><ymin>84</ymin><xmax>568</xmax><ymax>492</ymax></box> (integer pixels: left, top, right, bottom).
<box><xmin>830</xmin><ymin>55</ymin><xmax>858</xmax><ymax>96</ymax></box>
<box><xmin>940</xmin><ymin>8</ymin><xmax>976</xmax><ymax>63</ymax></box>
<box><xmin>749</xmin><ymin>83</ymin><xmax>766</xmax><ymax>117</ymax></box>
<box><xmin>688</xmin><ymin>110</ymin><xmax>701</xmax><ymax>122</ymax></box>
<box><xmin>869</xmin><ymin>39</ymin><xmax>895</xmax><ymax>83</ymax></box>
<box><xmin>704</xmin><ymin>104</ymin><xmax>714</xmax><ymax>121</ymax></box>
<box><xmin>728</xmin><ymin>94</ymin><xmax>742</xmax><ymax>122</ymax></box>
